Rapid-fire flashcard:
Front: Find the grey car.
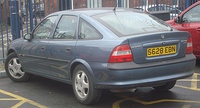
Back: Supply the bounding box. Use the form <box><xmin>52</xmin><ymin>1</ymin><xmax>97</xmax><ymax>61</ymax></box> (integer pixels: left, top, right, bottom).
<box><xmin>5</xmin><ymin>8</ymin><xmax>196</xmax><ymax>105</ymax></box>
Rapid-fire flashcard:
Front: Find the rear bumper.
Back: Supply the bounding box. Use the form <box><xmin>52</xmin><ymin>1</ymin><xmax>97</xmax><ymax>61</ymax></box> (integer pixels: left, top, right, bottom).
<box><xmin>90</xmin><ymin>54</ymin><xmax>196</xmax><ymax>89</ymax></box>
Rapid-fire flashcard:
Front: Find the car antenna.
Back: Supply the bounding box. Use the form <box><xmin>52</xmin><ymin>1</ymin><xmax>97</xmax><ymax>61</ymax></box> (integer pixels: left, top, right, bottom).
<box><xmin>112</xmin><ymin>1</ymin><xmax>123</xmax><ymax>31</ymax></box>
<box><xmin>113</xmin><ymin>1</ymin><xmax>118</xmax><ymax>13</ymax></box>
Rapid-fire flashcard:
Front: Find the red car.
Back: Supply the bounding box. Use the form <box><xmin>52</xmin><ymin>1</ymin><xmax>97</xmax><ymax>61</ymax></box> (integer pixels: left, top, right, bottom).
<box><xmin>166</xmin><ymin>1</ymin><xmax>200</xmax><ymax>58</ymax></box>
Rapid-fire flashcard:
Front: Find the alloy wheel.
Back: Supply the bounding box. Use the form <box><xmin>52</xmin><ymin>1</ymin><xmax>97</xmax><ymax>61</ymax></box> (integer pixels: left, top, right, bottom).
<box><xmin>8</xmin><ymin>57</ymin><xmax>25</xmax><ymax>79</ymax></box>
<box><xmin>74</xmin><ymin>70</ymin><xmax>89</xmax><ymax>99</ymax></box>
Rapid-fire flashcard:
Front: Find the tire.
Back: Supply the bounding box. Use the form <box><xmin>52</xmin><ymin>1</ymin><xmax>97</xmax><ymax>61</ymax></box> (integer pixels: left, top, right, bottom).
<box><xmin>5</xmin><ymin>52</ymin><xmax>30</xmax><ymax>82</ymax></box>
<box><xmin>153</xmin><ymin>81</ymin><xmax>176</xmax><ymax>91</ymax></box>
<box><xmin>72</xmin><ymin>64</ymin><xmax>102</xmax><ymax>105</ymax></box>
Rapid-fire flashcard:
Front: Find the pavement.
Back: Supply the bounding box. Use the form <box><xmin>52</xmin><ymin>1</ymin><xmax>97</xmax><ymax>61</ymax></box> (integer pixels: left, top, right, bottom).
<box><xmin>0</xmin><ymin>62</ymin><xmax>6</xmax><ymax>78</ymax></box>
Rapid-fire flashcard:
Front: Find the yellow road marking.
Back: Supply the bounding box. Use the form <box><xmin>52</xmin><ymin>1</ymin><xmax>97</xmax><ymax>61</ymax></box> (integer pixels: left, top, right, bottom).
<box><xmin>0</xmin><ymin>98</ymin><xmax>19</xmax><ymax>100</ymax></box>
<box><xmin>178</xmin><ymin>79</ymin><xmax>200</xmax><ymax>82</ymax></box>
<box><xmin>182</xmin><ymin>105</ymin><xmax>191</xmax><ymax>108</ymax></box>
<box><xmin>113</xmin><ymin>94</ymin><xmax>200</xmax><ymax>108</ymax></box>
<box><xmin>12</xmin><ymin>100</ymin><xmax>27</xmax><ymax>108</ymax></box>
<box><xmin>175</xmin><ymin>85</ymin><xmax>200</xmax><ymax>91</ymax></box>
<box><xmin>112</xmin><ymin>99</ymin><xmax>127</xmax><ymax>108</ymax></box>
<box><xmin>113</xmin><ymin>73</ymin><xmax>200</xmax><ymax>108</ymax></box>
<box><xmin>177</xmin><ymin>73</ymin><xmax>200</xmax><ymax>91</ymax></box>
<box><xmin>0</xmin><ymin>89</ymin><xmax>48</xmax><ymax>108</ymax></box>
<box><xmin>191</xmin><ymin>73</ymin><xmax>197</xmax><ymax>89</ymax></box>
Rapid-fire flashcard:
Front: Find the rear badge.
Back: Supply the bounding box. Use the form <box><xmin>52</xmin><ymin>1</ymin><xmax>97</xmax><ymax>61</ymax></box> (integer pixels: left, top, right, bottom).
<box><xmin>161</xmin><ymin>35</ymin><xmax>165</xmax><ymax>39</ymax></box>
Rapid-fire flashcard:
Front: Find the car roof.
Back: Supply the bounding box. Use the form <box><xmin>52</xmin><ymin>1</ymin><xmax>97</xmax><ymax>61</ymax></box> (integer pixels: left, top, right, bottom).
<box><xmin>49</xmin><ymin>7</ymin><xmax>142</xmax><ymax>16</ymax></box>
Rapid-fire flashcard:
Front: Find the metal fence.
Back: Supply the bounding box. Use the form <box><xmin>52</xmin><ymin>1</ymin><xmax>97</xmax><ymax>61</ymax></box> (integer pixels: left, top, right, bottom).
<box><xmin>0</xmin><ymin>0</ymin><xmax>199</xmax><ymax>62</ymax></box>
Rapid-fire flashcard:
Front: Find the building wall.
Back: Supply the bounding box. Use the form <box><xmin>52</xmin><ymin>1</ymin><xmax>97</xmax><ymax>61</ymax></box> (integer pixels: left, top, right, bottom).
<box><xmin>1</xmin><ymin>1</ymin><xmax>10</xmax><ymax>25</ymax></box>
<box><xmin>73</xmin><ymin>0</ymin><xmax>87</xmax><ymax>8</ymax></box>
<box><xmin>44</xmin><ymin>0</ymin><xmax>59</xmax><ymax>15</ymax></box>
<box><xmin>36</xmin><ymin>0</ymin><xmax>200</xmax><ymax>16</ymax></box>
<box><xmin>44</xmin><ymin>0</ymin><xmax>189</xmax><ymax>10</ymax></box>
<box><xmin>102</xmin><ymin>0</ymin><xmax>116</xmax><ymax>7</ymax></box>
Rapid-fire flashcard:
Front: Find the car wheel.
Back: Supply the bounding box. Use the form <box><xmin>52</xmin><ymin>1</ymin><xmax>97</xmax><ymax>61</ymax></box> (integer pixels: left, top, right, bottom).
<box><xmin>5</xmin><ymin>52</ymin><xmax>30</xmax><ymax>82</ymax></box>
<box><xmin>72</xmin><ymin>64</ymin><xmax>102</xmax><ymax>105</ymax></box>
<box><xmin>153</xmin><ymin>81</ymin><xmax>176</xmax><ymax>91</ymax></box>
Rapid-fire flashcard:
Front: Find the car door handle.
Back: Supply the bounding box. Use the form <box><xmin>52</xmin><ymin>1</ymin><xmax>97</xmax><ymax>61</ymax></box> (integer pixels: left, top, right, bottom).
<box><xmin>41</xmin><ymin>47</ymin><xmax>45</xmax><ymax>51</ymax></box>
<box><xmin>66</xmin><ymin>48</ymin><xmax>71</xmax><ymax>52</ymax></box>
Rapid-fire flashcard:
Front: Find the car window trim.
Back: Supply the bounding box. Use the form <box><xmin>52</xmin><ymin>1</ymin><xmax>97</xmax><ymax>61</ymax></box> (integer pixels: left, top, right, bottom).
<box><xmin>78</xmin><ymin>18</ymin><xmax>103</xmax><ymax>40</ymax></box>
<box><xmin>182</xmin><ymin>4</ymin><xmax>200</xmax><ymax>23</ymax></box>
<box><xmin>31</xmin><ymin>15</ymin><xmax>59</xmax><ymax>40</ymax></box>
<box><xmin>52</xmin><ymin>14</ymin><xmax>79</xmax><ymax>40</ymax></box>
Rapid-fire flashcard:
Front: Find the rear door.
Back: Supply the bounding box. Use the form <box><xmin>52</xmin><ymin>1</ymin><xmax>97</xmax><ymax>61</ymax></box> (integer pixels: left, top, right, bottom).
<box><xmin>46</xmin><ymin>15</ymin><xmax>78</xmax><ymax>80</ymax></box>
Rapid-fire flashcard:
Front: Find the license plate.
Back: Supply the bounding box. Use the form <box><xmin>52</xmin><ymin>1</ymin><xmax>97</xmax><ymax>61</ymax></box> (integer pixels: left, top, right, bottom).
<box><xmin>147</xmin><ymin>45</ymin><xmax>177</xmax><ymax>57</ymax></box>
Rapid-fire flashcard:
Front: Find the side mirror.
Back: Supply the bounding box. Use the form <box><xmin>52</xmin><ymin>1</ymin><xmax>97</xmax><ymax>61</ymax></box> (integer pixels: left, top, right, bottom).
<box><xmin>174</xmin><ymin>16</ymin><xmax>182</xmax><ymax>24</ymax></box>
<box><xmin>23</xmin><ymin>33</ymin><xmax>32</xmax><ymax>41</ymax></box>
<box><xmin>173</xmin><ymin>17</ymin><xmax>177</xmax><ymax>22</ymax></box>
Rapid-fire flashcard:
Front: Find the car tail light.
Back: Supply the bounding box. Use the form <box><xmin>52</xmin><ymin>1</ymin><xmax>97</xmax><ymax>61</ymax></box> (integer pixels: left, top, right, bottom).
<box><xmin>109</xmin><ymin>44</ymin><xmax>133</xmax><ymax>63</ymax></box>
<box><xmin>186</xmin><ymin>37</ymin><xmax>193</xmax><ymax>54</ymax></box>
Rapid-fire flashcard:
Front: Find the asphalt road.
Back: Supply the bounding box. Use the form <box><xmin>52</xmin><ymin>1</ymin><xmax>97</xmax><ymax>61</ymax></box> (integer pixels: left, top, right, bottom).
<box><xmin>0</xmin><ymin>61</ymin><xmax>200</xmax><ymax>108</ymax></box>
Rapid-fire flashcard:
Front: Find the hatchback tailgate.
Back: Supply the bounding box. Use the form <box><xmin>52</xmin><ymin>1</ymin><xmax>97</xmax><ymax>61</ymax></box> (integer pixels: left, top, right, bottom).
<box><xmin>128</xmin><ymin>31</ymin><xmax>190</xmax><ymax>64</ymax></box>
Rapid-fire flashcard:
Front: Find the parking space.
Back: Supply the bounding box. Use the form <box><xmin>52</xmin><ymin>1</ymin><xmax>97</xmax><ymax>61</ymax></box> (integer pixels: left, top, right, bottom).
<box><xmin>112</xmin><ymin>72</ymin><xmax>200</xmax><ymax>108</ymax></box>
<box><xmin>0</xmin><ymin>71</ymin><xmax>199</xmax><ymax>108</ymax></box>
<box><xmin>1</xmin><ymin>1</ymin><xmax>199</xmax><ymax>107</ymax></box>
<box><xmin>0</xmin><ymin>89</ymin><xmax>48</xmax><ymax>108</ymax></box>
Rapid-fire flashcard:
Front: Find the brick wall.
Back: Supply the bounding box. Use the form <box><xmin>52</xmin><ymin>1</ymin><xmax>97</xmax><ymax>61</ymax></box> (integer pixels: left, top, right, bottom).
<box><xmin>73</xmin><ymin>0</ymin><xmax>87</xmax><ymax>8</ymax></box>
<box><xmin>43</xmin><ymin>0</ymin><xmax>199</xmax><ymax>15</ymax></box>
<box><xmin>1</xmin><ymin>1</ymin><xmax>10</xmax><ymax>24</ymax></box>
<box><xmin>79</xmin><ymin>0</ymin><xmax>186</xmax><ymax>9</ymax></box>
<box><xmin>102</xmin><ymin>0</ymin><xmax>117</xmax><ymax>7</ymax></box>
<box><xmin>44</xmin><ymin>0</ymin><xmax>59</xmax><ymax>15</ymax></box>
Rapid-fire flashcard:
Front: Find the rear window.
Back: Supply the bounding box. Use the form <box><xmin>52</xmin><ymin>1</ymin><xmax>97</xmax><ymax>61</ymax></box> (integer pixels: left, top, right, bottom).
<box><xmin>93</xmin><ymin>11</ymin><xmax>171</xmax><ymax>36</ymax></box>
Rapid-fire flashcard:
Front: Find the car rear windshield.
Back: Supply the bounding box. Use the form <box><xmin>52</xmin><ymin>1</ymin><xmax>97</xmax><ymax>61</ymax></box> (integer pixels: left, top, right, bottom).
<box><xmin>93</xmin><ymin>11</ymin><xmax>172</xmax><ymax>37</ymax></box>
